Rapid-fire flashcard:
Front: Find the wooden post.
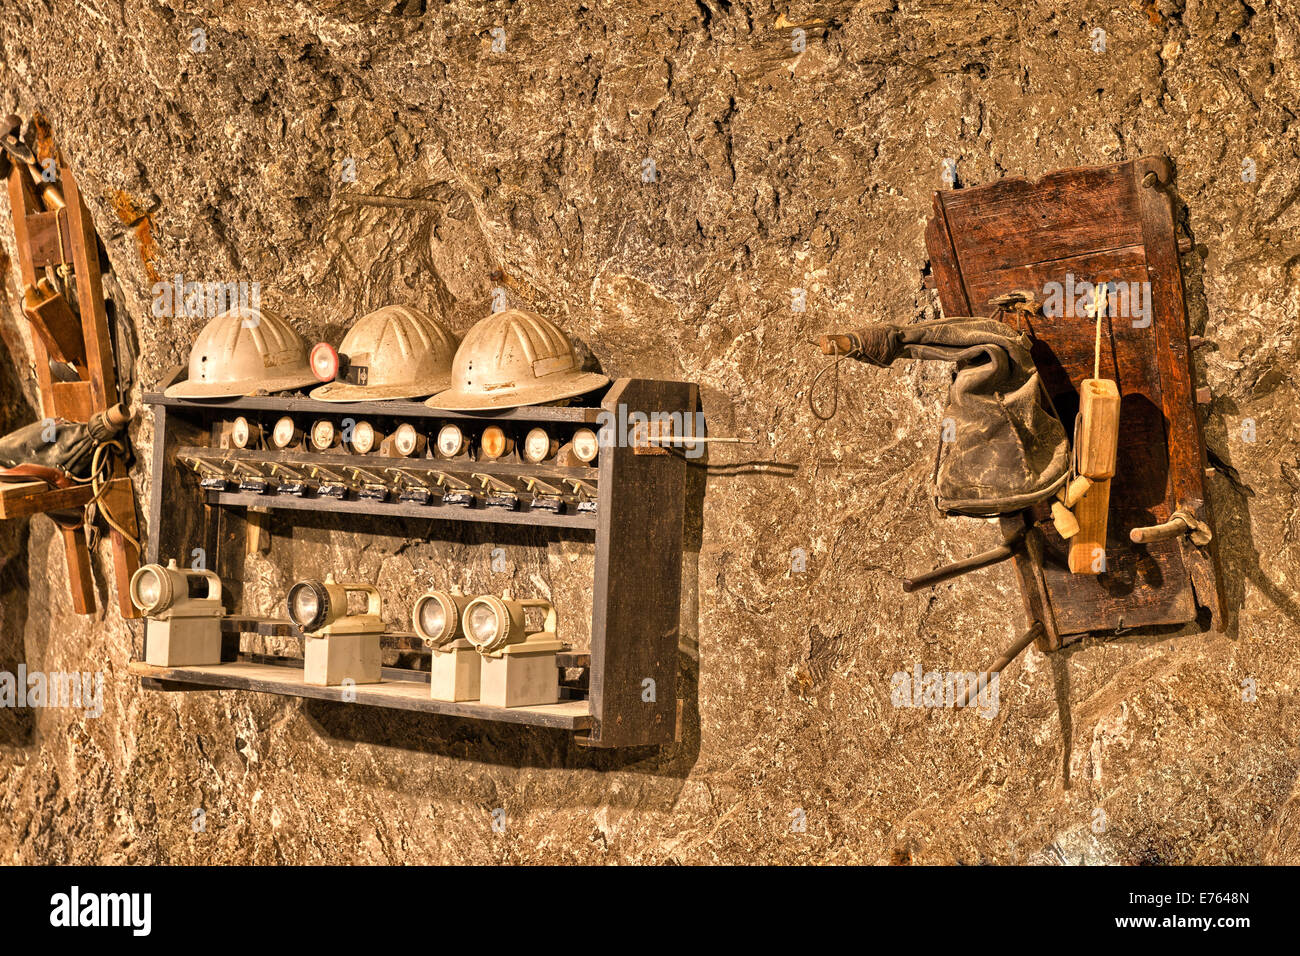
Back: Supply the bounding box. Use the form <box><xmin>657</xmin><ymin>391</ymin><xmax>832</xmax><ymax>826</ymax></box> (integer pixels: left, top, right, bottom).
<box><xmin>585</xmin><ymin>379</ymin><xmax>690</xmax><ymax>748</ymax></box>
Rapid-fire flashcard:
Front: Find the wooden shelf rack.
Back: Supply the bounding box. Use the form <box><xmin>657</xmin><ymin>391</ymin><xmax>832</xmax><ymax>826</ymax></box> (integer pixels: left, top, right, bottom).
<box><xmin>135</xmin><ymin>377</ymin><xmax>694</xmax><ymax>747</ymax></box>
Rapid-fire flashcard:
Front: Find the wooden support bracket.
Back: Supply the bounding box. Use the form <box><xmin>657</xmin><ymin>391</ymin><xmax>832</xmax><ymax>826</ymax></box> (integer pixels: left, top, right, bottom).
<box><xmin>3</xmin><ymin>119</ymin><xmax>141</xmax><ymax>616</ymax></box>
<box><xmin>927</xmin><ymin>156</ymin><xmax>1225</xmax><ymax>643</ymax></box>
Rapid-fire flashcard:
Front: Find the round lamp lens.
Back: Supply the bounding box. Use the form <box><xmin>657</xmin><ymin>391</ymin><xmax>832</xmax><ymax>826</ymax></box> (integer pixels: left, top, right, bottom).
<box><xmin>481</xmin><ymin>426</ymin><xmax>507</xmax><ymax>460</ymax></box>
<box><xmin>288</xmin><ymin>584</ymin><xmax>322</xmax><ymax>629</ymax></box>
<box><xmin>272</xmin><ymin>416</ymin><xmax>297</xmax><ymax>448</ymax></box>
<box><xmin>135</xmin><ymin>571</ymin><xmax>161</xmax><ymax>608</ymax></box>
<box><xmin>467</xmin><ymin>603</ymin><xmax>499</xmax><ymax>644</ymax></box>
<box><xmin>311</xmin><ymin>420</ymin><xmax>335</xmax><ymax>450</ymax></box>
<box><xmin>352</xmin><ymin>421</ymin><xmax>376</xmax><ymax>454</ymax></box>
<box><xmin>436</xmin><ymin>424</ymin><xmax>464</xmax><ymax>458</ymax></box>
<box><xmin>310</xmin><ymin>343</ymin><xmax>339</xmax><ymax>382</ymax></box>
<box><xmin>572</xmin><ymin>428</ymin><xmax>599</xmax><ymax>463</ymax></box>
<box><xmin>395</xmin><ymin>423</ymin><xmax>419</xmax><ymax>457</ymax></box>
<box><xmin>231</xmin><ymin>416</ymin><xmax>252</xmax><ymax>448</ymax></box>
<box><xmin>418</xmin><ymin>599</ymin><xmax>448</xmax><ymax>641</ymax></box>
<box><xmin>523</xmin><ymin>428</ymin><xmax>551</xmax><ymax>463</ymax></box>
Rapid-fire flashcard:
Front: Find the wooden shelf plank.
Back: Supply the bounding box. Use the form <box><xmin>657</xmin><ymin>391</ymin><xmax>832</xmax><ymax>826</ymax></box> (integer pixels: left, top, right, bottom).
<box><xmin>205</xmin><ymin>488</ymin><xmax>598</xmax><ymax>530</ymax></box>
<box><xmin>145</xmin><ymin>392</ymin><xmax>607</xmax><ymax>424</ymax></box>
<box><xmin>129</xmin><ymin>659</ymin><xmax>594</xmax><ymax>730</ymax></box>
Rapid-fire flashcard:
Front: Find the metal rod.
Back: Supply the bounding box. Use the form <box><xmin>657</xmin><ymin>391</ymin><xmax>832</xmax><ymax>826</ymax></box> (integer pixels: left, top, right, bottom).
<box><xmin>901</xmin><ymin>529</ymin><xmax>1025</xmax><ymax>593</ymax></box>
<box><xmin>1130</xmin><ymin>515</ymin><xmax>1189</xmax><ymax>544</ymax></box>
<box><xmin>956</xmin><ymin>621</ymin><xmax>1045</xmax><ymax>709</ymax></box>
<box><xmin>644</xmin><ymin>436</ymin><xmax>757</xmax><ymax>444</ymax></box>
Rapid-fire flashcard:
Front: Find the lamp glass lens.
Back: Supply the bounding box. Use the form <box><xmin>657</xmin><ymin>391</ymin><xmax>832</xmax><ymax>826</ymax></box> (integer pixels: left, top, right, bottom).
<box><xmin>310</xmin><ymin>343</ymin><xmax>337</xmax><ymax>381</ymax></box>
<box><xmin>311</xmin><ymin>420</ymin><xmax>335</xmax><ymax>449</ymax></box>
<box><xmin>290</xmin><ymin>586</ymin><xmax>320</xmax><ymax>627</ymax></box>
<box><xmin>523</xmin><ymin>428</ymin><xmax>550</xmax><ymax>462</ymax></box>
<box><xmin>352</xmin><ymin>421</ymin><xmax>375</xmax><ymax>454</ymax></box>
<box><xmin>419</xmin><ymin>599</ymin><xmax>448</xmax><ymax>640</ymax></box>
<box><xmin>395</xmin><ymin>423</ymin><xmax>418</xmax><ymax>456</ymax></box>
<box><xmin>272</xmin><ymin>417</ymin><xmax>296</xmax><ymax>448</ymax></box>
<box><xmin>232</xmin><ymin>417</ymin><xmax>251</xmax><ymax>448</ymax></box>
<box><xmin>436</xmin><ymin>424</ymin><xmax>463</xmax><ymax>458</ymax></box>
<box><xmin>481</xmin><ymin>427</ymin><xmax>507</xmax><ymax>459</ymax></box>
<box><xmin>573</xmin><ymin>428</ymin><xmax>598</xmax><ymax>462</ymax></box>
<box><xmin>467</xmin><ymin>603</ymin><xmax>500</xmax><ymax>644</ymax></box>
<box><xmin>136</xmin><ymin>571</ymin><xmax>161</xmax><ymax>607</ymax></box>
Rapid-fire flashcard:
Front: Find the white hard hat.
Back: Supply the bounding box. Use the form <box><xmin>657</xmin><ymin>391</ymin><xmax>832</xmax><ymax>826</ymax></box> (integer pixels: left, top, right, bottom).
<box><xmin>426</xmin><ymin>309</ymin><xmax>609</xmax><ymax>411</ymax></box>
<box><xmin>309</xmin><ymin>305</ymin><xmax>459</xmax><ymax>402</ymax></box>
<box><xmin>164</xmin><ymin>306</ymin><xmax>318</xmax><ymax>399</ymax></box>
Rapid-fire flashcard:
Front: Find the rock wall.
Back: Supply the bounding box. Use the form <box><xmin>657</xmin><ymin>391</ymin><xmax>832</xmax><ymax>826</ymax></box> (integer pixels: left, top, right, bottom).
<box><xmin>2</xmin><ymin>0</ymin><xmax>1298</xmax><ymax>864</ymax></box>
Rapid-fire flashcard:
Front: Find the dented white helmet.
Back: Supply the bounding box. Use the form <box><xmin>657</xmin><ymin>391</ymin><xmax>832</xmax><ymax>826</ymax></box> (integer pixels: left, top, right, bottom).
<box><xmin>164</xmin><ymin>305</ymin><xmax>318</xmax><ymax>399</ymax></box>
<box><xmin>426</xmin><ymin>308</ymin><xmax>609</xmax><ymax>410</ymax></box>
<box><xmin>309</xmin><ymin>305</ymin><xmax>459</xmax><ymax>402</ymax></box>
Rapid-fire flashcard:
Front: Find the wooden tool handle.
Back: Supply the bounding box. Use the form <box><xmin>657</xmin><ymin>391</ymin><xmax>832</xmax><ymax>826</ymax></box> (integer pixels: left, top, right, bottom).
<box><xmin>1077</xmin><ymin>378</ymin><xmax>1121</xmax><ymax>479</ymax></box>
<box><xmin>818</xmin><ymin>334</ymin><xmax>857</xmax><ymax>355</ymax></box>
<box><xmin>1068</xmin><ymin>477</ymin><xmax>1112</xmax><ymax>574</ymax></box>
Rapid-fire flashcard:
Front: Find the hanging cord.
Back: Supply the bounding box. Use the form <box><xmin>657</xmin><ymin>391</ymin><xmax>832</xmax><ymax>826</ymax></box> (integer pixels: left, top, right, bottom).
<box><xmin>68</xmin><ymin>439</ymin><xmax>141</xmax><ymax>554</ymax></box>
<box><xmin>809</xmin><ymin>341</ymin><xmax>847</xmax><ymax>421</ymax></box>
<box><xmin>1091</xmin><ymin>281</ymin><xmax>1108</xmax><ymax>381</ymax></box>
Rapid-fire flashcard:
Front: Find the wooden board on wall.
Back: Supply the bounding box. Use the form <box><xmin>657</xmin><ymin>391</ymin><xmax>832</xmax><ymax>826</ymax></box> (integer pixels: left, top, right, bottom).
<box><xmin>925</xmin><ymin>157</ymin><xmax>1223</xmax><ymax>643</ymax></box>
<box><xmin>586</xmin><ymin>379</ymin><xmax>690</xmax><ymax>747</ymax></box>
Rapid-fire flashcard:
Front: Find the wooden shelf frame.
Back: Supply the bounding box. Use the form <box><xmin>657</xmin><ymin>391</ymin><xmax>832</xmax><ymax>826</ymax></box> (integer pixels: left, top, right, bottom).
<box><xmin>138</xmin><ymin>377</ymin><xmax>693</xmax><ymax>747</ymax></box>
<box><xmin>129</xmin><ymin>659</ymin><xmax>594</xmax><ymax>731</ymax></box>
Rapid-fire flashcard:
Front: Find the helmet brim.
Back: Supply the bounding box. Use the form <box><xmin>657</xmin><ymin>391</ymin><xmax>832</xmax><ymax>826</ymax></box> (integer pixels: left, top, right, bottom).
<box><xmin>163</xmin><ymin>370</ymin><xmax>321</xmax><ymax>399</ymax></box>
<box><xmin>425</xmin><ymin>372</ymin><xmax>611</xmax><ymax>411</ymax></box>
<box><xmin>309</xmin><ymin>375</ymin><xmax>453</xmax><ymax>403</ymax></box>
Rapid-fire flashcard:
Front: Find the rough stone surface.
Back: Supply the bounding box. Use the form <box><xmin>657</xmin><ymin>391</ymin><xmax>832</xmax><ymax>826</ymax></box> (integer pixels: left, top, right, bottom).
<box><xmin>1</xmin><ymin>0</ymin><xmax>1298</xmax><ymax>864</ymax></box>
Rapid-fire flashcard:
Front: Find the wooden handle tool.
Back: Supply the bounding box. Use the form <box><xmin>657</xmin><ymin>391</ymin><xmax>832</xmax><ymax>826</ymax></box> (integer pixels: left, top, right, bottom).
<box><xmin>1067</xmin><ymin>301</ymin><xmax>1122</xmax><ymax>574</ymax></box>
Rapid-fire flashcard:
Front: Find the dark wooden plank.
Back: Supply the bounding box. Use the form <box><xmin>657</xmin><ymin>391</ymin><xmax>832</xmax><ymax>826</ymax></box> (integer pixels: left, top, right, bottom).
<box><xmin>960</xmin><ymin>245</ymin><xmax>1149</xmax><ymax>317</ymax></box>
<box><xmin>128</xmin><ymin>660</ymin><xmax>594</xmax><ymax>730</ymax></box>
<box><xmin>0</xmin><ymin>482</ymin><xmax>95</xmax><ymax>519</ymax></box>
<box><xmin>145</xmin><ymin>392</ymin><xmax>607</xmax><ymax>424</ymax></box>
<box><xmin>939</xmin><ymin>162</ymin><xmax>1145</xmax><ymax>272</ymax></box>
<box><xmin>927</xmin><ymin>157</ymin><xmax>1213</xmax><ymax>639</ymax></box>
<box><xmin>585</xmin><ymin>378</ymin><xmax>690</xmax><ymax>747</ymax></box>
<box><xmin>206</xmin><ymin>488</ymin><xmax>597</xmax><ymax>530</ymax></box>
<box><xmin>1134</xmin><ymin>156</ymin><xmax>1224</xmax><ymax>631</ymax></box>
<box><xmin>58</xmin><ymin>523</ymin><xmax>95</xmax><ymax>614</ymax></box>
<box><xmin>927</xmin><ymin>193</ymin><xmax>973</xmax><ymax>315</ymax></box>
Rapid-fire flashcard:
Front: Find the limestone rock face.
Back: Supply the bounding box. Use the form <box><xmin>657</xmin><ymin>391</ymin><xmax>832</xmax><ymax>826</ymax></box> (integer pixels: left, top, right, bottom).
<box><xmin>2</xmin><ymin>0</ymin><xmax>1299</xmax><ymax>864</ymax></box>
